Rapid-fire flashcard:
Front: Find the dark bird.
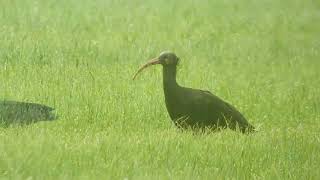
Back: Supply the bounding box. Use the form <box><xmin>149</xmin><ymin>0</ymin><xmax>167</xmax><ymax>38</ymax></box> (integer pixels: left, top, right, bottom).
<box><xmin>133</xmin><ymin>51</ymin><xmax>255</xmax><ymax>133</ymax></box>
<box><xmin>0</xmin><ymin>100</ymin><xmax>57</xmax><ymax>127</ymax></box>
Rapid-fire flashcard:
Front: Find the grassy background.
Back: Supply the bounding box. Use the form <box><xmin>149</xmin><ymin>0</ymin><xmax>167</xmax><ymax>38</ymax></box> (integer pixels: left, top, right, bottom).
<box><xmin>1</xmin><ymin>0</ymin><xmax>320</xmax><ymax>179</ymax></box>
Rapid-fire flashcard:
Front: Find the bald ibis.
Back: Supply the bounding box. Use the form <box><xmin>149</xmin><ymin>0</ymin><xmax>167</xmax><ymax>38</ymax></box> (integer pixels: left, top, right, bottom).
<box><xmin>133</xmin><ymin>51</ymin><xmax>255</xmax><ymax>133</ymax></box>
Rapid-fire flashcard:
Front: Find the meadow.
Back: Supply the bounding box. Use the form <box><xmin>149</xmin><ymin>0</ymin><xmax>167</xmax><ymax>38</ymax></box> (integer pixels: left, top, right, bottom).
<box><xmin>0</xmin><ymin>0</ymin><xmax>320</xmax><ymax>179</ymax></box>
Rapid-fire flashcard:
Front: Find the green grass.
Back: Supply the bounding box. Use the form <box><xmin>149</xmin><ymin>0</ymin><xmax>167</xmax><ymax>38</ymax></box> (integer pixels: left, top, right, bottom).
<box><xmin>1</xmin><ymin>0</ymin><xmax>320</xmax><ymax>179</ymax></box>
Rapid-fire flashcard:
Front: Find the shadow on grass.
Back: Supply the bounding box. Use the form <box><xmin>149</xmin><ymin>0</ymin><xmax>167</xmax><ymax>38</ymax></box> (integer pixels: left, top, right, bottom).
<box><xmin>0</xmin><ymin>100</ymin><xmax>58</xmax><ymax>127</ymax></box>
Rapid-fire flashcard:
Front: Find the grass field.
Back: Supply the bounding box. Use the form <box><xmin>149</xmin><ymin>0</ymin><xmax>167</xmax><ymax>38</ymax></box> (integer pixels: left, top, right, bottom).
<box><xmin>1</xmin><ymin>0</ymin><xmax>320</xmax><ymax>179</ymax></box>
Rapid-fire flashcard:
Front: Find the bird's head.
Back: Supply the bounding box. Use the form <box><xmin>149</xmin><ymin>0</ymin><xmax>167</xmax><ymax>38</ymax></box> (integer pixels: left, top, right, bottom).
<box><xmin>133</xmin><ymin>51</ymin><xmax>179</xmax><ymax>80</ymax></box>
<box><xmin>158</xmin><ymin>51</ymin><xmax>180</xmax><ymax>66</ymax></box>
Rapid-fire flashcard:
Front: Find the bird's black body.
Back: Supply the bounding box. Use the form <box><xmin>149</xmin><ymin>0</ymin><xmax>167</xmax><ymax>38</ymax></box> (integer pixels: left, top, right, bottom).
<box><xmin>133</xmin><ymin>51</ymin><xmax>255</xmax><ymax>133</ymax></box>
<box><xmin>162</xmin><ymin>65</ymin><xmax>254</xmax><ymax>133</ymax></box>
<box><xmin>0</xmin><ymin>100</ymin><xmax>57</xmax><ymax>126</ymax></box>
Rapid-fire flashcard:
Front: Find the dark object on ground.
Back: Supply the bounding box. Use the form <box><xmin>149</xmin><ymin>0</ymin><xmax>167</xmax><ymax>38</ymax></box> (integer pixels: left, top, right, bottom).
<box><xmin>133</xmin><ymin>51</ymin><xmax>255</xmax><ymax>133</ymax></box>
<box><xmin>0</xmin><ymin>100</ymin><xmax>57</xmax><ymax>126</ymax></box>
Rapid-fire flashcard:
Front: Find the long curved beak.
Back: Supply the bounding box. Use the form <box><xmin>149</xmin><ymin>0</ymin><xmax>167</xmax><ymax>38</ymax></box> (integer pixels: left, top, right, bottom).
<box><xmin>132</xmin><ymin>58</ymin><xmax>161</xmax><ymax>80</ymax></box>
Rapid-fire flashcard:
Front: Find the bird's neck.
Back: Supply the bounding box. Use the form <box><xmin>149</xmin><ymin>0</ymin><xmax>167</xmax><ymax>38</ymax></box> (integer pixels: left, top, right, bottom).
<box><xmin>163</xmin><ymin>65</ymin><xmax>179</xmax><ymax>94</ymax></box>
